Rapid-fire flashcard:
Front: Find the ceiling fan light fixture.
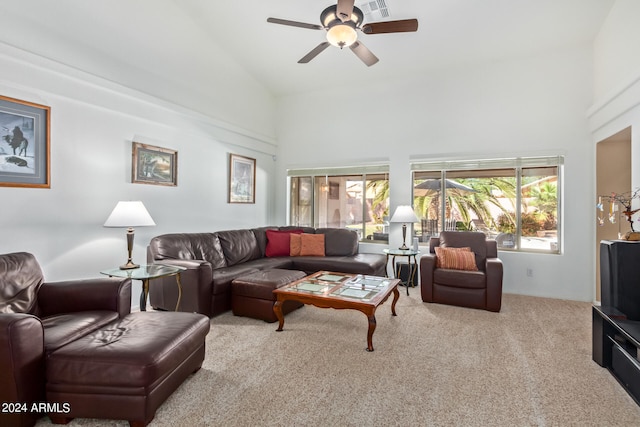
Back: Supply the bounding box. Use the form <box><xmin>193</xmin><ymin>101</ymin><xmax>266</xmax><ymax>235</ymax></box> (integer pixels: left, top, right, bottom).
<box><xmin>267</xmin><ymin>3</ymin><xmax>416</xmax><ymax>65</ymax></box>
<box><xmin>326</xmin><ymin>23</ymin><xmax>357</xmax><ymax>48</ymax></box>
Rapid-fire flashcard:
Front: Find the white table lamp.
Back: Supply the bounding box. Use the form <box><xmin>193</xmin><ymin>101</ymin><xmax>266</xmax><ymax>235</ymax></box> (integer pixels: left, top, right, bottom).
<box><xmin>390</xmin><ymin>205</ymin><xmax>419</xmax><ymax>250</ymax></box>
<box><xmin>104</xmin><ymin>201</ymin><xmax>156</xmax><ymax>269</ymax></box>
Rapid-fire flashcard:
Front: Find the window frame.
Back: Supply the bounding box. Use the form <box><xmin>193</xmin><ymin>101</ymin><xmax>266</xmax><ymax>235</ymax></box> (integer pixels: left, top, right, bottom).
<box><xmin>411</xmin><ymin>156</ymin><xmax>563</xmax><ymax>254</ymax></box>
<box><xmin>287</xmin><ymin>164</ymin><xmax>390</xmax><ymax>242</ymax></box>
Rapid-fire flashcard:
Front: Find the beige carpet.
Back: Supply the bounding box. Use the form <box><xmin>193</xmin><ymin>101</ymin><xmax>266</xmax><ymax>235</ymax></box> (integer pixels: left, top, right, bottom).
<box><xmin>36</xmin><ymin>290</ymin><xmax>640</xmax><ymax>426</ymax></box>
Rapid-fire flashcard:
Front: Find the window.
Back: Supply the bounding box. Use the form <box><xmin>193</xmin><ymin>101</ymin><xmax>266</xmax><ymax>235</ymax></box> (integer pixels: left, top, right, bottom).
<box><xmin>411</xmin><ymin>156</ymin><xmax>562</xmax><ymax>253</ymax></box>
<box><xmin>288</xmin><ymin>166</ymin><xmax>389</xmax><ymax>242</ymax></box>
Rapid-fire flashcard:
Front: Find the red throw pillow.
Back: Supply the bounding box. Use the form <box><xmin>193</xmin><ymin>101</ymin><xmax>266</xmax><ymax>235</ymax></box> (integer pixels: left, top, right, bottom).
<box><xmin>434</xmin><ymin>247</ymin><xmax>478</xmax><ymax>271</ymax></box>
<box><xmin>265</xmin><ymin>229</ymin><xmax>302</xmax><ymax>257</ymax></box>
<box><xmin>299</xmin><ymin>233</ymin><xmax>325</xmax><ymax>256</ymax></box>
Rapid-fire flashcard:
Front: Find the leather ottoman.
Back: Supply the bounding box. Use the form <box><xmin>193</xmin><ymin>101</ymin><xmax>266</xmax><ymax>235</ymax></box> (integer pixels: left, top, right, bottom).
<box><xmin>232</xmin><ymin>269</ymin><xmax>306</xmax><ymax>322</ymax></box>
<box><xmin>45</xmin><ymin>311</ymin><xmax>210</xmax><ymax>427</ymax></box>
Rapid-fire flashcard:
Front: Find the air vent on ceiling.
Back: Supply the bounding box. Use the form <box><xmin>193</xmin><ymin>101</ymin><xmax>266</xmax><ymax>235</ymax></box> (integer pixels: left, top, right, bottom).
<box><xmin>359</xmin><ymin>0</ymin><xmax>390</xmax><ymax>21</ymax></box>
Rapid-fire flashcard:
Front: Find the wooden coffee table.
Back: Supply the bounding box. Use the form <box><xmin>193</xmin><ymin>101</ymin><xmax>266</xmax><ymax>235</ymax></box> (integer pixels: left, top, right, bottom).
<box><xmin>273</xmin><ymin>271</ymin><xmax>400</xmax><ymax>351</ymax></box>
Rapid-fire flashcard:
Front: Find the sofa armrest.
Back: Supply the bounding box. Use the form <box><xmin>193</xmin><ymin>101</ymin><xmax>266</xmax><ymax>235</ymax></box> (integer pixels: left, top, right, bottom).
<box><xmin>154</xmin><ymin>259</ymin><xmax>209</xmax><ymax>270</ymax></box>
<box><xmin>149</xmin><ymin>260</ymin><xmax>214</xmax><ymax>315</ymax></box>
<box><xmin>419</xmin><ymin>254</ymin><xmax>437</xmax><ymax>302</ymax></box>
<box><xmin>37</xmin><ymin>277</ymin><xmax>131</xmax><ymax>318</ymax></box>
<box><xmin>485</xmin><ymin>257</ymin><xmax>503</xmax><ymax>312</ymax></box>
<box><xmin>0</xmin><ymin>313</ymin><xmax>45</xmax><ymax>427</ymax></box>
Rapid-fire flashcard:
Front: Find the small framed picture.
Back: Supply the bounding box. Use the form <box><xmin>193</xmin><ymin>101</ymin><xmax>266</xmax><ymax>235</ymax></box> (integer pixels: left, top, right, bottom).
<box><xmin>132</xmin><ymin>142</ymin><xmax>177</xmax><ymax>186</ymax></box>
<box><xmin>0</xmin><ymin>95</ymin><xmax>50</xmax><ymax>188</ymax></box>
<box><xmin>228</xmin><ymin>153</ymin><xmax>255</xmax><ymax>203</ymax></box>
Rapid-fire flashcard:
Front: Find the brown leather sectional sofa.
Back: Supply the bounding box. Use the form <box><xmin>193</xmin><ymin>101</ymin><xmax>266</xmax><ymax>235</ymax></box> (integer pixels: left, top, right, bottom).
<box><xmin>147</xmin><ymin>226</ymin><xmax>387</xmax><ymax>317</ymax></box>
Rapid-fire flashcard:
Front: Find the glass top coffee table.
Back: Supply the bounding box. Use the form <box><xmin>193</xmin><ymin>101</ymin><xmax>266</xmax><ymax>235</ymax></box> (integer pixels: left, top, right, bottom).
<box><xmin>273</xmin><ymin>271</ymin><xmax>400</xmax><ymax>351</ymax></box>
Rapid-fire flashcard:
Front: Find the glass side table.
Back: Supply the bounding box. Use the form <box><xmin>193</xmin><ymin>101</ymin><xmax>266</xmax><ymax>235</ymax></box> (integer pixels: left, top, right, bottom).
<box><xmin>100</xmin><ymin>264</ymin><xmax>185</xmax><ymax>311</ymax></box>
<box><xmin>383</xmin><ymin>249</ymin><xmax>420</xmax><ymax>296</ymax></box>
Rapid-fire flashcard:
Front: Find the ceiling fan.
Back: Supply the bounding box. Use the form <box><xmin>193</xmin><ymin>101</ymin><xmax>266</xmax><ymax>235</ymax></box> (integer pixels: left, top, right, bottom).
<box><xmin>267</xmin><ymin>0</ymin><xmax>418</xmax><ymax>66</ymax></box>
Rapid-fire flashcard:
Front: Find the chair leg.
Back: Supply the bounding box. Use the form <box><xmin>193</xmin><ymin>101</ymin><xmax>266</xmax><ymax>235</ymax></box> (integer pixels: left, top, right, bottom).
<box><xmin>49</xmin><ymin>415</ymin><xmax>73</xmax><ymax>424</ymax></box>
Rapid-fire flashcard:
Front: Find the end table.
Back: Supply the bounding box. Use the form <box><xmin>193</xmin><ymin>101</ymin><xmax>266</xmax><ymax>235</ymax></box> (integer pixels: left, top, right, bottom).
<box><xmin>383</xmin><ymin>248</ymin><xmax>420</xmax><ymax>296</ymax></box>
<box><xmin>101</xmin><ymin>264</ymin><xmax>185</xmax><ymax>311</ymax></box>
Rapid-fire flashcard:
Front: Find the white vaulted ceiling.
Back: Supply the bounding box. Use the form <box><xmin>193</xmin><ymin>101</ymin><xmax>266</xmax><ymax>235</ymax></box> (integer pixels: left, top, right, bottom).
<box><xmin>0</xmin><ymin>0</ymin><xmax>615</xmax><ymax>100</ymax></box>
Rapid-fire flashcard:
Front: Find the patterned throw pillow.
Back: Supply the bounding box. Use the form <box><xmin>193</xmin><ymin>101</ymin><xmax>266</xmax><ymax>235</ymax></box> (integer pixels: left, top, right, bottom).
<box><xmin>434</xmin><ymin>247</ymin><xmax>478</xmax><ymax>271</ymax></box>
<box><xmin>299</xmin><ymin>233</ymin><xmax>325</xmax><ymax>256</ymax></box>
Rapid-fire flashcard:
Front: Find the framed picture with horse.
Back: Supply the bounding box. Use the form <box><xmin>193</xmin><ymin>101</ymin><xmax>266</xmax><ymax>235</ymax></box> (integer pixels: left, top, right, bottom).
<box><xmin>0</xmin><ymin>95</ymin><xmax>50</xmax><ymax>188</ymax></box>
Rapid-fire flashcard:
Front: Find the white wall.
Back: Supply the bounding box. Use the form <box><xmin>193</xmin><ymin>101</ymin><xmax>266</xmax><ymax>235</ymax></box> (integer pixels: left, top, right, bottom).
<box><xmin>593</xmin><ymin>0</ymin><xmax>640</xmax><ymax>103</ymax></box>
<box><xmin>589</xmin><ymin>0</ymin><xmax>640</xmax><ymax>305</ymax></box>
<box><xmin>0</xmin><ymin>43</ymin><xmax>277</xmax><ymax>309</ymax></box>
<box><xmin>0</xmin><ymin>0</ymin><xmax>276</xmax><ymax>139</ymax></box>
<box><xmin>275</xmin><ymin>45</ymin><xmax>596</xmax><ymax>302</ymax></box>
<box><xmin>591</xmin><ymin>0</ymin><xmax>640</xmax><ymax>188</ymax></box>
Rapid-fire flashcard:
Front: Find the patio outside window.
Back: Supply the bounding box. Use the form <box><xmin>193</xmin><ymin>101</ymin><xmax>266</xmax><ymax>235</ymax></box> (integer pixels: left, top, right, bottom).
<box><xmin>412</xmin><ymin>156</ymin><xmax>562</xmax><ymax>253</ymax></box>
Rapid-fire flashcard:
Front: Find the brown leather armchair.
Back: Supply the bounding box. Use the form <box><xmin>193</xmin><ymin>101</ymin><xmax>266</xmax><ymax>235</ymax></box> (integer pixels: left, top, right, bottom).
<box><xmin>0</xmin><ymin>252</ymin><xmax>131</xmax><ymax>427</ymax></box>
<box><xmin>420</xmin><ymin>231</ymin><xmax>503</xmax><ymax>312</ymax></box>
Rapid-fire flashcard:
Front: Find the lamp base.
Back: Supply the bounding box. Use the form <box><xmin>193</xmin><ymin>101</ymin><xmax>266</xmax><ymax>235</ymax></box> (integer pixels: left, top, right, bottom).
<box><xmin>120</xmin><ymin>261</ymin><xmax>140</xmax><ymax>270</ymax></box>
<box><xmin>120</xmin><ymin>228</ymin><xmax>139</xmax><ymax>270</ymax></box>
<box><xmin>398</xmin><ymin>223</ymin><xmax>410</xmax><ymax>251</ymax></box>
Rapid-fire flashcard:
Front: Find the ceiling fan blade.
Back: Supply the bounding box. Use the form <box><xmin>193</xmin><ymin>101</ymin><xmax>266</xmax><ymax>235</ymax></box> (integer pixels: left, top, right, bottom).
<box><xmin>298</xmin><ymin>42</ymin><xmax>331</xmax><ymax>64</ymax></box>
<box><xmin>361</xmin><ymin>19</ymin><xmax>419</xmax><ymax>34</ymax></box>
<box><xmin>349</xmin><ymin>41</ymin><xmax>379</xmax><ymax>66</ymax></box>
<box><xmin>267</xmin><ymin>17</ymin><xmax>323</xmax><ymax>30</ymax></box>
<box><xmin>336</xmin><ymin>0</ymin><xmax>355</xmax><ymax>22</ymax></box>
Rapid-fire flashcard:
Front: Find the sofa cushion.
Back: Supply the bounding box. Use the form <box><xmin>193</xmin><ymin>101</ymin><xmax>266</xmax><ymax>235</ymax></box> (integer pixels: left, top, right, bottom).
<box><xmin>300</xmin><ymin>233</ymin><xmax>325</xmax><ymax>256</ymax></box>
<box><xmin>241</xmin><ymin>258</ymin><xmax>296</xmax><ymax>271</ymax></box>
<box><xmin>46</xmin><ymin>312</ymin><xmax>209</xmax><ymax>388</ymax></box>
<box><xmin>252</xmin><ymin>227</ymin><xmax>275</xmax><ymax>257</ymax></box>
<box><xmin>279</xmin><ymin>226</ymin><xmax>316</xmax><ymax>234</ymax></box>
<box><xmin>218</xmin><ymin>229</ymin><xmax>262</xmax><ymax>266</ymax></box>
<box><xmin>315</xmin><ymin>228</ymin><xmax>358</xmax><ymax>256</ymax></box>
<box><xmin>292</xmin><ymin>254</ymin><xmax>386</xmax><ymax>276</ymax></box>
<box><xmin>265</xmin><ymin>229</ymin><xmax>303</xmax><ymax>257</ymax></box>
<box><xmin>149</xmin><ymin>233</ymin><xmax>227</xmax><ymax>269</ymax></box>
<box><xmin>42</xmin><ymin>311</ymin><xmax>120</xmax><ymax>353</ymax></box>
<box><xmin>211</xmin><ymin>265</ymin><xmax>260</xmax><ymax>295</ymax></box>
<box><xmin>433</xmin><ymin>268</ymin><xmax>486</xmax><ymax>289</ymax></box>
<box><xmin>0</xmin><ymin>252</ymin><xmax>44</xmax><ymax>314</ymax></box>
<box><xmin>232</xmin><ymin>269</ymin><xmax>306</xmax><ymax>300</ymax></box>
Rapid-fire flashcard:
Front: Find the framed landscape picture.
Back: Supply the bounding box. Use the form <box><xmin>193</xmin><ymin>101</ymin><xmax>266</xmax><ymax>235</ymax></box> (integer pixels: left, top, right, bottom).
<box><xmin>132</xmin><ymin>142</ymin><xmax>177</xmax><ymax>186</ymax></box>
<box><xmin>0</xmin><ymin>95</ymin><xmax>50</xmax><ymax>188</ymax></box>
<box><xmin>228</xmin><ymin>153</ymin><xmax>255</xmax><ymax>203</ymax></box>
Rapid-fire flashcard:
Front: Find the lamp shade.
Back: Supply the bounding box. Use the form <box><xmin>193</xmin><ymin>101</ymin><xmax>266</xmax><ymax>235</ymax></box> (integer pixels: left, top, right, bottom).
<box><xmin>326</xmin><ymin>24</ymin><xmax>357</xmax><ymax>48</ymax></box>
<box><xmin>104</xmin><ymin>201</ymin><xmax>156</xmax><ymax>227</ymax></box>
<box><xmin>390</xmin><ymin>205</ymin><xmax>419</xmax><ymax>223</ymax></box>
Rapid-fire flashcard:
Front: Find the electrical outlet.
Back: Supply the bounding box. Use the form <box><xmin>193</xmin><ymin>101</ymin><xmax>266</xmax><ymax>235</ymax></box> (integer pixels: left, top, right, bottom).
<box><xmin>526</xmin><ymin>268</ymin><xmax>533</xmax><ymax>277</ymax></box>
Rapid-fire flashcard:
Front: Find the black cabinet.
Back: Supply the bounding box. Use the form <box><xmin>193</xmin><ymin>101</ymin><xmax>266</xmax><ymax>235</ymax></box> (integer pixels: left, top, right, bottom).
<box><xmin>593</xmin><ymin>240</ymin><xmax>640</xmax><ymax>405</ymax></box>
<box><xmin>593</xmin><ymin>306</ymin><xmax>640</xmax><ymax>405</ymax></box>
